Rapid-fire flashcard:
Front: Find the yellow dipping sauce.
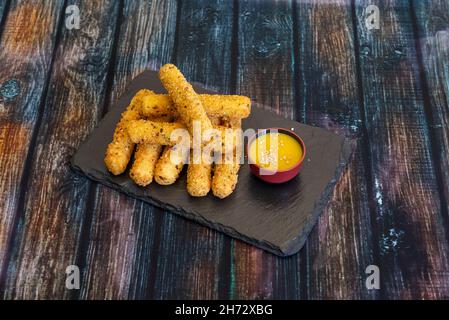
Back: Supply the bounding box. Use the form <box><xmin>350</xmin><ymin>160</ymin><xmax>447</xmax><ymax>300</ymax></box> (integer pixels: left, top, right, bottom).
<box><xmin>249</xmin><ymin>132</ymin><xmax>303</xmax><ymax>171</ymax></box>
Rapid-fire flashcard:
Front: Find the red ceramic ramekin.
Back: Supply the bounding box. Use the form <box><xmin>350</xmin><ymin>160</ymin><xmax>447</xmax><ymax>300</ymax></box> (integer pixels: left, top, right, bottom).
<box><xmin>247</xmin><ymin>128</ymin><xmax>306</xmax><ymax>184</ymax></box>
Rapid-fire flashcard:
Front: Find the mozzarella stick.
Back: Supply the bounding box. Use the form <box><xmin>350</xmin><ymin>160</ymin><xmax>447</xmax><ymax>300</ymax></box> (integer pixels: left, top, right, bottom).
<box><xmin>154</xmin><ymin>145</ymin><xmax>187</xmax><ymax>185</ymax></box>
<box><xmin>129</xmin><ymin>143</ymin><xmax>163</xmax><ymax>186</ymax></box>
<box><xmin>159</xmin><ymin>64</ymin><xmax>213</xmax><ymax>142</ymax></box>
<box><xmin>212</xmin><ymin>119</ymin><xmax>242</xmax><ymax>199</ymax></box>
<box><xmin>184</xmin><ymin>116</ymin><xmax>221</xmax><ymax>195</ymax></box>
<box><xmin>187</xmin><ymin>154</ymin><xmax>213</xmax><ymax>197</ymax></box>
<box><xmin>129</xmin><ymin>115</ymin><xmax>172</xmax><ymax>186</ymax></box>
<box><xmin>104</xmin><ymin>89</ymin><xmax>151</xmax><ymax>175</ymax></box>
<box><xmin>140</xmin><ymin>93</ymin><xmax>251</xmax><ymax>119</ymax></box>
<box><xmin>154</xmin><ymin>117</ymin><xmax>220</xmax><ymax>186</ymax></box>
<box><xmin>127</xmin><ymin>119</ymin><xmax>185</xmax><ymax>146</ymax></box>
<box><xmin>127</xmin><ymin>119</ymin><xmax>239</xmax><ymax>154</ymax></box>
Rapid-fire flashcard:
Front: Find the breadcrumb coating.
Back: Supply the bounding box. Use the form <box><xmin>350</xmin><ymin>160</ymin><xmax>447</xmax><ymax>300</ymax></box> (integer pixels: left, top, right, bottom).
<box><xmin>187</xmin><ymin>153</ymin><xmax>213</xmax><ymax>197</ymax></box>
<box><xmin>104</xmin><ymin>89</ymin><xmax>151</xmax><ymax>175</ymax></box>
<box><xmin>128</xmin><ymin>115</ymin><xmax>172</xmax><ymax>186</ymax></box>
<box><xmin>154</xmin><ymin>146</ymin><xmax>187</xmax><ymax>185</ymax></box>
<box><xmin>140</xmin><ymin>92</ymin><xmax>250</xmax><ymax>119</ymax></box>
<box><xmin>126</xmin><ymin>119</ymin><xmax>239</xmax><ymax>154</ymax></box>
<box><xmin>127</xmin><ymin>119</ymin><xmax>185</xmax><ymax>146</ymax></box>
<box><xmin>159</xmin><ymin>64</ymin><xmax>213</xmax><ymax>143</ymax></box>
<box><xmin>212</xmin><ymin>119</ymin><xmax>242</xmax><ymax>199</ymax></box>
<box><xmin>129</xmin><ymin>143</ymin><xmax>163</xmax><ymax>186</ymax></box>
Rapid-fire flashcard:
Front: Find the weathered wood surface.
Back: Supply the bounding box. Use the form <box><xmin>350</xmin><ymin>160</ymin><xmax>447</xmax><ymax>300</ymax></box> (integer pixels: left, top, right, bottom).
<box><xmin>0</xmin><ymin>0</ymin><xmax>449</xmax><ymax>299</ymax></box>
<box><xmin>0</xmin><ymin>1</ymin><xmax>8</xmax><ymax>30</ymax></box>
<box><xmin>151</xmin><ymin>0</ymin><xmax>234</xmax><ymax>299</ymax></box>
<box><xmin>79</xmin><ymin>0</ymin><xmax>178</xmax><ymax>299</ymax></box>
<box><xmin>355</xmin><ymin>0</ymin><xmax>449</xmax><ymax>298</ymax></box>
<box><xmin>296</xmin><ymin>0</ymin><xmax>376</xmax><ymax>299</ymax></box>
<box><xmin>1</xmin><ymin>0</ymin><xmax>121</xmax><ymax>299</ymax></box>
<box><xmin>0</xmin><ymin>0</ymin><xmax>65</xmax><ymax>291</ymax></box>
<box><xmin>233</xmin><ymin>0</ymin><xmax>301</xmax><ymax>299</ymax></box>
<box><xmin>412</xmin><ymin>0</ymin><xmax>449</xmax><ymax>248</ymax></box>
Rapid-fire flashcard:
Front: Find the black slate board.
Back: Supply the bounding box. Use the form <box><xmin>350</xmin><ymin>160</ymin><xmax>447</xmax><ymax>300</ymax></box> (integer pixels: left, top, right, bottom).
<box><xmin>70</xmin><ymin>70</ymin><xmax>352</xmax><ymax>256</ymax></box>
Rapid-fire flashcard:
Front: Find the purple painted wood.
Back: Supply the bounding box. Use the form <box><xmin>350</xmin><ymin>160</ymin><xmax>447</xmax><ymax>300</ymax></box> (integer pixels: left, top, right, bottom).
<box><xmin>354</xmin><ymin>0</ymin><xmax>449</xmax><ymax>298</ymax></box>
<box><xmin>0</xmin><ymin>0</ymin><xmax>447</xmax><ymax>299</ymax></box>
<box><xmin>0</xmin><ymin>0</ymin><xmax>65</xmax><ymax>295</ymax></box>
<box><xmin>1</xmin><ymin>0</ymin><xmax>121</xmax><ymax>299</ymax></box>
<box><xmin>151</xmin><ymin>0</ymin><xmax>235</xmax><ymax>300</ymax></box>
<box><xmin>411</xmin><ymin>0</ymin><xmax>449</xmax><ymax>253</ymax></box>
<box><xmin>297</xmin><ymin>0</ymin><xmax>376</xmax><ymax>299</ymax></box>
<box><xmin>232</xmin><ymin>0</ymin><xmax>302</xmax><ymax>299</ymax></box>
<box><xmin>79</xmin><ymin>0</ymin><xmax>178</xmax><ymax>299</ymax></box>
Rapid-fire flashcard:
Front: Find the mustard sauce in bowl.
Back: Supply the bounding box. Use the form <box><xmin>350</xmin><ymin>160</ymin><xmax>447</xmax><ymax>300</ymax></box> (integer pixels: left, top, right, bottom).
<box><xmin>247</xmin><ymin>128</ymin><xmax>306</xmax><ymax>183</ymax></box>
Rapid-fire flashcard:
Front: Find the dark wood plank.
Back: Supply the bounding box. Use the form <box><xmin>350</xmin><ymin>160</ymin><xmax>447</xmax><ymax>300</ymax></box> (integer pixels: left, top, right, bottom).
<box><xmin>233</xmin><ymin>0</ymin><xmax>302</xmax><ymax>299</ymax></box>
<box><xmin>412</xmin><ymin>0</ymin><xmax>449</xmax><ymax>247</ymax></box>
<box><xmin>0</xmin><ymin>0</ymin><xmax>65</xmax><ymax>290</ymax></box>
<box><xmin>296</xmin><ymin>0</ymin><xmax>376</xmax><ymax>299</ymax></box>
<box><xmin>1</xmin><ymin>0</ymin><xmax>121</xmax><ymax>299</ymax></box>
<box><xmin>355</xmin><ymin>0</ymin><xmax>449</xmax><ymax>298</ymax></box>
<box><xmin>79</xmin><ymin>0</ymin><xmax>178</xmax><ymax>299</ymax></box>
<box><xmin>151</xmin><ymin>0</ymin><xmax>234</xmax><ymax>299</ymax></box>
<box><xmin>0</xmin><ymin>1</ymin><xmax>9</xmax><ymax>30</ymax></box>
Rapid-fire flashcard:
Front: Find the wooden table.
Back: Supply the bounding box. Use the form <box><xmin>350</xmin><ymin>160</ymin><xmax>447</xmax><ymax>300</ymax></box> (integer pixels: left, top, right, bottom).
<box><xmin>0</xmin><ymin>0</ymin><xmax>448</xmax><ymax>299</ymax></box>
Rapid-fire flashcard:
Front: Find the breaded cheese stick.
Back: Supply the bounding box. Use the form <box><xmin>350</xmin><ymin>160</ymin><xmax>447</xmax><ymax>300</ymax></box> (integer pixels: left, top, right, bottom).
<box><xmin>129</xmin><ymin>115</ymin><xmax>172</xmax><ymax>186</ymax></box>
<box><xmin>187</xmin><ymin>154</ymin><xmax>213</xmax><ymax>197</ymax></box>
<box><xmin>184</xmin><ymin>116</ymin><xmax>221</xmax><ymax>195</ymax></box>
<box><xmin>104</xmin><ymin>89</ymin><xmax>151</xmax><ymax>175</ymax></box>
<box><xmin>140</xmin><ymin>93</ymin><xmax>251</xmax><ymax>119</ymax></box>
<box><xmin>154</xmin><ymin>145</ymin><xmax>187</xmax><ymax>185</ymax></box>
<box><xmin>127</xmin><ymin>119</ymin><xmax>239</xmax><ymax>154</ymax></box>
<box><xmin>129</xmin><ymin>143</ymin><xmax>163</xmax><ymax>186</ymax></box>
<box><xmin>159</xmin><ymin>64</ymin><xmax>213</xmax><ymax>141</ymax></box>
<box><xmin>127</xmin><ymin>119</ymin><xmax>185</xmax><ymax>146</ymax></box>
<box><xmin>154</xmin><ymin>117</ymin><xmax>220</xmax><ymax>186</ymax></box>
<box><xmin>211</xmin><ymin>119</ymin><xmax>242</xmax><ymax>199</ymax></box>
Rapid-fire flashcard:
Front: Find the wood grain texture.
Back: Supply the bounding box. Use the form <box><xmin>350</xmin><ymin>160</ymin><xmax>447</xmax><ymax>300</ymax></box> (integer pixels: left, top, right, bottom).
<box><xmin>233</xmin><ymin>0</ymin><xmax>301</xmax><ymax>299</ymax></box>
<box><xmin>1</xmin><ymin>0</ymin><xmax>120</xmax><ymax>299</ymax></box>
<box><xmin>0</xmin><ymin>0</ymin><xmax>447</xmax><ymax>300</ymax></box>
<box><xmin>355</xmin><ymin>0</ymin><xmax>449</xmax><ymax>298</ymax></box>
<box><xmin>151</xmin><ymin>0</ymin><xmax>234</xmax><ymax>300</ymax></box>
<box><xmin>0</xmin><ymin>0</ymin><xmax>64</xmax><ymax>289</ymax></box>
<box><xmin>0</xmin><ymin>1</ymin><xmax>9</xmax><ymax>30</ymax></box>
<box><xmin>79</xmin><ymin>0</ymin><xmax>178</xmax><ymax>299</ymax></box>
<box><xmin>296</xmin><ymin>0</ymin><xmax>376</xmax><ymax>299</ymax></box>
<box><xmin>412</xmin><ymin>0</ymin><xmax>449</xmax><ymax>241</ymax></box>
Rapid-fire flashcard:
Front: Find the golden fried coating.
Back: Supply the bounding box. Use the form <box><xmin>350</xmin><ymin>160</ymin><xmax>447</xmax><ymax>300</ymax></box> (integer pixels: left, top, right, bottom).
<box><xmin>187</xmin><ymin>154</ymin><xmax>213</xmax><ymax>197</ymax></box>
<box><xmin>211</xmin><ymin>119</ymin><xmax>242</xmax><ymax>199</ymax></box>
<box><xmin>221</xmin><ymin>117</ymin><xmax>242</xmax><ymax>128</ymax></box>
<box><xmin>212</xmin><ymin>158</ymin><xmax>240</xmax><ymax>199</ymax></box>
<box><xmin>140</xmin><ymin>92</ymin><xmax>251</xmax><ymax>119</ymax></box>
<box><xmin>127</xmin><ymin>119</ymin><xmax>185</xmax><ymax>146</ymax></box>
<box><xmin>154</xmin><ymin>146</ymin><xmax>187</xmax><ymax>185</ymax></box>
<box><xmin>139</xmin><ymin>93</ymin><xmax>176</xmax><ymax>118</ymax></box>
<box><xmin>200</xmin><ymin>95</ymin><xmax>250</xmax><ymax>119</ymax></box>
<box><xmin>159</xmin><ymin>64</ymin><xmax>213</xmax><ymax>142</ymax></box>
<box><xmin>104</xmin><ymin>89</ymin><xmax>152</xmax><ymax>175</ymax></box>
<box><xmin>129</xmin><ymin>143</ymin><xmax>163</xmax><ymax>186</ymax></box>
<box><xmin>209</xmin><ymin>116</ymin><xmax>222</xmax><ymax>126</ymax></box>
<box><xmin>105</xmin><ymin>63</ymin><xmax>251</xmax><ymax>199</ymax></box>
<box><xmin>126</xmin><ymin>119</ymin><xmax>239</xmax><ymax>154</ymax></box>
<box><xmin>128</xmin><ymin>116</ymin><xmax>172</xmax><ymax>186</ymax></box>
<box><xmin>185</xmin><ymin>116</ymin><xmax>222</xmax><ymax>196</ymax></box>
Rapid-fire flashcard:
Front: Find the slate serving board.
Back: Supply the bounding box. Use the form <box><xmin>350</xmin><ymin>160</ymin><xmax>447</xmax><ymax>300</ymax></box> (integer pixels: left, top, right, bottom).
<box><xmin>70</xmin><ymin>70</ymin><xmax>352</xmax><ymax>256</ymax></box>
